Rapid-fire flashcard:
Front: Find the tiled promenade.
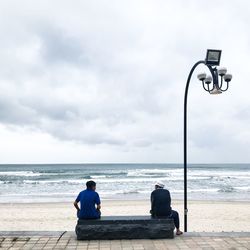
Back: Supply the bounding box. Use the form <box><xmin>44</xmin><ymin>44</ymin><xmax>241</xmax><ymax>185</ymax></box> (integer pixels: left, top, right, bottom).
<box><xmin>0</xmin><ymin>232</ymin><xmax>250</xmax><ymax>250</ymax></box>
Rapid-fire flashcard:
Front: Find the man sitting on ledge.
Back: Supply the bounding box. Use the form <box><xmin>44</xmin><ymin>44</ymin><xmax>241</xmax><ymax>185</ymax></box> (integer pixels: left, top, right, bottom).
<box><xmin>150</xmin><ymin>181</ymin><xmax>183</xmax><ymax>235</ymax></box>
<box><xmin>74</xmin><ymin>180</ymin><xmax>101</xmax><ymax>219</ymax></box>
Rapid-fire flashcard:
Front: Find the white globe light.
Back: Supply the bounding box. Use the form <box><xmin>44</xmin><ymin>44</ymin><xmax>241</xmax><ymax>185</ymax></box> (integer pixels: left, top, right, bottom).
<box><xmin>197</xmin><ymin>72</ymin><xmax>206</xmax><ymax>81</ymax></box>
<box><xmin>224</xmin><ymin>73</ymin><xmax>232</xmax><ymax>82</ymax></box>
<box><xmin>217</xmin><ymin>67</ymin><xmax>227</xmax><ymax>76</ymax></box>
<box><xmin>204</xmin><ymin>75</ymin><xmax>212</xmax><ymax>84</ymax></box>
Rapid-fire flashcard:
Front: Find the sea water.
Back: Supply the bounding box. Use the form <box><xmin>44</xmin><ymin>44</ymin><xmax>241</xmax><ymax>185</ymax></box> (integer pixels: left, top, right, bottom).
<box><xmin>0</xmin><ymin>164</ymin><xmax>249</xmax><ymax>203</ymax></box>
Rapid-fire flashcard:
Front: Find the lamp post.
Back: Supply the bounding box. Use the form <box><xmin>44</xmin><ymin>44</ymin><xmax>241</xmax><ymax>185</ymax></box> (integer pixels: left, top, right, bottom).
<box><xmin>184</xmin><ymin>49</ymin><xmax>232</xmax><ymax>232</ymax></box>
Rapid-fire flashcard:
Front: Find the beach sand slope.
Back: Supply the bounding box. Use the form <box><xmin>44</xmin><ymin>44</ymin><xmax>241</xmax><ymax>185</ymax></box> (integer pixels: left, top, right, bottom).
<box><xmin>0</xmin><ymin>200</ymin><xmax>249</xmax><ymax>232</ymax></box>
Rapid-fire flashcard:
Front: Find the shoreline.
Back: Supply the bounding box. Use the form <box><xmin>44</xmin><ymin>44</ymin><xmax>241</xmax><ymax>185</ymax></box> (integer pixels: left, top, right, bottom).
<box><xmin>0</xmin><ymin>200</ymin><xmax>249</xmax><ymax>232</ymax></box>
<box><xmin>1</xmin><ymin>198</ymin><xmax>250</xmax><ymax>204</ymax></box>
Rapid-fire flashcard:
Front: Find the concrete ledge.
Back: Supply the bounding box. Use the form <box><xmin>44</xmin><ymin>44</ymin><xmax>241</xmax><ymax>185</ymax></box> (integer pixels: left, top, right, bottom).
<box><xmin>75</xmin><ymin>216</ymin><xmax>175</xmax><ymax>240</ymax></box>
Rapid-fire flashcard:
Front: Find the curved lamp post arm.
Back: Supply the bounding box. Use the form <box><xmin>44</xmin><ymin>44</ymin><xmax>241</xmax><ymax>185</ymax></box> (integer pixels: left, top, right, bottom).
<box><xmin>184</xmin><ymin>50</ymin><xmax>232</xmax><ymax>233</ymax></box>
<box><xmin>184</xmin><ymin>60</ymin><xmax>205</xmax><ymax>232</ymax></box>
<box><xmin>184</xmin><ymin>60</ymin><xmax>218</xmax><ymax>232</ymax></box>
<box><xmin>184</xmin><ymin>60</ymin><xmax>206</xmax><ymax>109</ymax></box>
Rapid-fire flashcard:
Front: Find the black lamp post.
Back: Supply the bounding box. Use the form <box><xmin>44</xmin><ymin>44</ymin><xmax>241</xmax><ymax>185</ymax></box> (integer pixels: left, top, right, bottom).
<box><xmin>183</xmin><ymin>49</ymin><xmax>232</xmax><ymax>232</ymax></box>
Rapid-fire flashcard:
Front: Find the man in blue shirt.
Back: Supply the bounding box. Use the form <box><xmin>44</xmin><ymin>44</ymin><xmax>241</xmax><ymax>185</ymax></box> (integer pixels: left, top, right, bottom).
<box><xmin>74</xmin><ymin>180</ymin><xmax>101</xmax><ymax>219</ymax></box>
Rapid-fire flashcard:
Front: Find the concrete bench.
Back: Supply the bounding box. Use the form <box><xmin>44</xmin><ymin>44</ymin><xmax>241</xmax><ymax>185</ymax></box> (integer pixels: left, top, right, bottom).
<box><xmin>75</xmin><ymin>216</ymin><xmax>175</xmax><ymax>240</ymax></box>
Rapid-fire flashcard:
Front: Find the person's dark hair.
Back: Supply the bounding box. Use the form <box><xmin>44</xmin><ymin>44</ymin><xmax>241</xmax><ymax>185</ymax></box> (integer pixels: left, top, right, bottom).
<box><xmin>86</xmin><ymin>180</ymin><xmax>96</xmax><ymax>189</ymax></box>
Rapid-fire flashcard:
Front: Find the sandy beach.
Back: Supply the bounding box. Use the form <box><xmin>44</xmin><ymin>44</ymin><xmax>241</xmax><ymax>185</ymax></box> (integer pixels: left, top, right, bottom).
<box><xmin>0</xmin><ymin>200</ymin><xmax>249</xmax><ymax>232</ymax></box>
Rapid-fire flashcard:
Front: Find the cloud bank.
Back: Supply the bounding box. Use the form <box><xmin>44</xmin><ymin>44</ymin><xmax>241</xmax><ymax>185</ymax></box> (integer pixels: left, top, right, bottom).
<box><xmin>0</xmin><ymin>0</ymin><xmax>250</xmax><ymax>163</ymax></box>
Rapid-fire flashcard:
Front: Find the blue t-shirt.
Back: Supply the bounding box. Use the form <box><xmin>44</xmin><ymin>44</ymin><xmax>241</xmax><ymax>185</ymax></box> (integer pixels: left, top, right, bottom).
<box><xmin>76</xmin><ymin>189</ymin><xmax>101</xmax><ymax>219</ymax></box>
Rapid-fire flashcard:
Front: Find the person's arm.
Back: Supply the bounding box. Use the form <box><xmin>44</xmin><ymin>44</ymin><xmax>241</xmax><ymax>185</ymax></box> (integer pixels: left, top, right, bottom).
<box><xmin>168</xmin><ymin>190</ymin><xmax>171</xmax><ymax>205</ymax></box>
<box><xmin>74</xmin><ymin>193</ymin><xmax>81</xmax><ymax>212</ymax></box>
<box><xmin>74</xmin><ymin>200</ymin><xmax>80</xmax><ymax>212</ymax></box>
<box><xmin>95</xmin><ymin>193</ymin><xmax>101</xmax><ymax>211</ymax></box>
<box><xmin>167</xmin><ymin>190</ymin><xmax>172</xmax><ymax>209</ymax></box>
<box><xmin>150</xmin><ymin>192</ymin><xmax>154</xmax><ymax>214</ymax></box>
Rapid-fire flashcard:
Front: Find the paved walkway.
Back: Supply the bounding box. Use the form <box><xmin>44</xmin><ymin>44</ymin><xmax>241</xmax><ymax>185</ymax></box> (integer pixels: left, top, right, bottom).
<box><xmin>0</xmin><ymin>232</ymin><xmax>250</xmax><ymax>249</ymax></box>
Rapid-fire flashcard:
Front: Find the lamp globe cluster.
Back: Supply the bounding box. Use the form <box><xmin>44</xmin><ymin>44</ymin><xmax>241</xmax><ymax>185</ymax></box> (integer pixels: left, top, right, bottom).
<box><xmin>197</xmin><ymin>50</ymin><xmax>233</xmax><ymax>95</ymax></box>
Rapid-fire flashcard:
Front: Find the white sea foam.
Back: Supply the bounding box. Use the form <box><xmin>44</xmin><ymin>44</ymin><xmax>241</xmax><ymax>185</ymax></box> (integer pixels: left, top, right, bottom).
<box><xmin>189</xmin><ymin>169</ymin><xmax>250</xmax><ymax>178</ymax></box>
<box><xmin>23</xmin><ymin>179</ymin><xmax>71</xmax><ymax>184</ymax></box>
<box><xmin>189</xmin><ymin>188</ymin><xmax>219</xmax><ymax>193</ymax></box>
<box><xmin>234</xmin><ymin>186</ymin><xmax>250</xmax><ymax>191</ymax></box>
<box><xmin>2</xmin><ymin>192</ymin><xmax>76</xmax><ymax>197</ymax></box>
<box><xmin>127</xmin><ymin>168</ymin><xmax>183</xmax><ymax>177</ymax></box>
<box><xmin>90</xmin><ymin>175</ymin><xmax>107</xmax><ymax>179</ymax></box>
<box><xmin>0</xmin><ymin>171</ymin><xmax>42</xmax><ymax>177</ymax></box>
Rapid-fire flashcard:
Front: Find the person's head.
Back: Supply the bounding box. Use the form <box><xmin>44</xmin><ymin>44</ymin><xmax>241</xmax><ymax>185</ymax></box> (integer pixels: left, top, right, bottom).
<box><xmin>86</xmin><ymin>180</ymin><xmax>96</xmax><ymax>191</ymax></box>
<box><xmin>155</xmin><ymin>181</ymin><xmax>165</xmax><ymax>190</ymax></box>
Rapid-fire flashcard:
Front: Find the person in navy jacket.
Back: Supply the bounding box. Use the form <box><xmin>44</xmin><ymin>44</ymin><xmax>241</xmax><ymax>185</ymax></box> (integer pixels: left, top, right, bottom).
<box><xmin>150</xmin><ymin>181</ymin><xmax>183</xmax><ymax>235</ymax></box>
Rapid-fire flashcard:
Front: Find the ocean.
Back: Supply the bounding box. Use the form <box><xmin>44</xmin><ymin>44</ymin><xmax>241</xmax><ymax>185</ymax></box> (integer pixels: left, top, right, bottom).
<box><xmin>0</xmin><ymin>164</ymin><xmax>249</xmax><ymax>203</ymax></box>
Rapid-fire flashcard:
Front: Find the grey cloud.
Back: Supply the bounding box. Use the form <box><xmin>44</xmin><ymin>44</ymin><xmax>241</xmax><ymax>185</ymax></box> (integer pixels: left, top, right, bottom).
<box><xmin>47</xmin><ymin>122</ymin><xmax>126</xmax><ymax>146</ymax></box>
<box><xmin>0</xmin><ymin>96</ymin><xmax>37</xmax><ymax>125</ymax></box>
<box><xmin>21</xmin><ymin>97</ymin><xmax>79</xmax><ymax>122</ymax></box>
<box><xmin>37</xmin><ymin>25</ymin><xmax>88</xmax><ymax>65</ymax></box>
<box><xmin>133</xmin><ymin>139</ymin><xmax>152</xmax><ymax>147</ymax></box>
<box><xmin>190</xmin><ymin>126</ymin><xmax>228</xmax><ymax>149</ymax></box>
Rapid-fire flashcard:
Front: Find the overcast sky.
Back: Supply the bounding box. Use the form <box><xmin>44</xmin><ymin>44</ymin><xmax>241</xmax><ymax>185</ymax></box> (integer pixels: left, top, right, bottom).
<box><xmin>0</xmin><ymin>0</ymin><xmax>249</xmax><ymax>163</ymax></box>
